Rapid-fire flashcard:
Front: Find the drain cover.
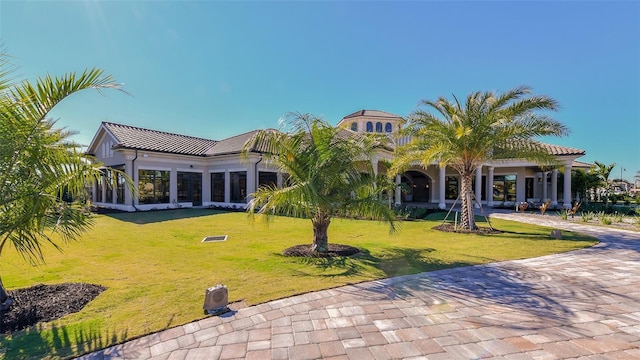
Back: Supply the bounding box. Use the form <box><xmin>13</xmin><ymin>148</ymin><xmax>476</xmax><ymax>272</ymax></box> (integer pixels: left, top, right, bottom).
<box><xmin>202</xmin><ymin>235</ymin><xmax>228</xmax><ymax>243</ymax></box>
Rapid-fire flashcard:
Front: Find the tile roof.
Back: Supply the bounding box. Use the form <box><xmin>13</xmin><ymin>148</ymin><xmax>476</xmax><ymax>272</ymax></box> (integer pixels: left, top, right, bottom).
<box><xmin>207</xmin><ymin>129</ymin><xmax>275</xmax><ymax>155</ymax></box>
<box><xmin>102</xmin><ymin>122</ymin><xmax>218</xmax><ymax>156</ymax></box>
<box><xmin>536</xmin><ymin>142</ymin><xmax>586</xmax><ymax>156</ymax></box>
<box><xmin>342</xmin><ymin>109</ymin><xmax>403</xmax><ymax>120</ymax></box>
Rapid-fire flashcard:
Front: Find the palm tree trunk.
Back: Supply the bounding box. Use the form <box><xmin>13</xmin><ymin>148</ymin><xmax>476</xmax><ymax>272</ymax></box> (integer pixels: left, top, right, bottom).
<box><xmin>0</xmin><ymin>276</ymin><xmax>14</xmax><ymax>312</ymax></box>
<box><xmin>460</xmin><ymin>172</ymin><xmax>477</xmax><ymax>230</ymax></box>
<box><xmin>311</xmin><ymin>213</ymin><xmax>330</xmax><ymax>253</ymax></box>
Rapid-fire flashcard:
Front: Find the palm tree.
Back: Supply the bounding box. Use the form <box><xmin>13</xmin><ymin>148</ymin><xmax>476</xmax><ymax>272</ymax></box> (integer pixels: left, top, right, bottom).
<box><xmin>394</xmin><ymin>86</ymin><xmax>568</xmax><ymax>230</ymax></box>
<box><xmin>0</xmin><ymin>55</ymin><xmax>126</xmax><ymax>311</ymax></box>
<box><xmin>592</xmin><ymin>161</ymin><xmax>616</xmax><ymax>207</ymax></box>
<box><xmin>572</xmin><ymin>168</ymin><xmax>600</xmax><ymax>204</ymax></box>
<box><xmin>243</xmin><ymin>113</ymin><xmax>396</xmax><ymax>253</ymax></box>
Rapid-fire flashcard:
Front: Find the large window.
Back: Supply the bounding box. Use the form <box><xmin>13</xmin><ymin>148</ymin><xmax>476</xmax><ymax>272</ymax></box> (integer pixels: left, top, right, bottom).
<box><xmin>177</xmin><ymin>172</ymin><xmax>202</xmax><ymax>205</ymax></box>
<box><xmin>230</xmin><ymin>171</ymin><xmax>247</xmax><ymax>203</ymax></box>
<box><xmin>445</xmin><ymin>176</ymin><xmax>459</xmax><ymax>200</ymax></box>
<box><xmin>493</xmin><ymin>175</ymin><xmax>516</xmax><ymax>202</ymax></box>
<box><xmin>104</xmin><ymin>170</ymin><xmax>114</xmax><ymax>204</ymax></box>
<box><xmin>259</xmin><ymin>172</ymin><xmax>277</xmax><ymax>189</ymax></box>
<box><xmin>375</xmin><ymin>122</ymin><xmax>383</xmax><ymax>132</ymax></box>
<box><xmin>138</xmin><ymin>170</ymin><xmax>170</xmax><ymax>204</ymax></box>
<box><xmin>211</xmin><ymin>172</ymin><xmax>225</xmax><ymax>202</ymax></box>
<box><xmin>385</xmin><ymin>122</ymin><xmax>392</xmax><ymax>133</ymax></box>
<box><xmin>366</xmin><ymin>122</ymin><xmax>373</xmax><ymax>132</ymax></box>
<box><xmin>114</xmin><ymin>165</ymin><xmax>126</xmax><ymax>204</ymax></box>
<box><xmin>350</xmin><ymin>122</ymin><xmax>358</xmax><ymax>131</ymax></box>
<box><xmin>526</xmin><ymin>177</ymin><xmax>534</xmax><ymax>199</ymax></box>
<box><xmin>95</xmin><ymin>176</ymin><xmax>103</xmax><ymax>202</ymax></box>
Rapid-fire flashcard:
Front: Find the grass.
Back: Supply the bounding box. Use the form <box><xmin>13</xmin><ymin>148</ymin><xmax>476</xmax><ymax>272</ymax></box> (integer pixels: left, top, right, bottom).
<box><xmin>0</xmin><ymin>209</ymin><xmax>597</xmax><ymax>359</ymax></box>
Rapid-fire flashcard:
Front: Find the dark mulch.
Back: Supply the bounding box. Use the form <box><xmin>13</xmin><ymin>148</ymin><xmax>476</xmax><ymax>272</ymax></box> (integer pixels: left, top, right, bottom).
<box><xmin>0</xmin><ymin>282</ymin><xmax>106</xmax><ymax>334</ymax></box>
<box><xmin>283</xmin><ymin>244</ymin><xmax>360</xmax><ymax>257</ymax></box>
<box><xmin>433</xmin><ymin>223</ymin><xmax>503</xmax><ymax>234</ymax></box>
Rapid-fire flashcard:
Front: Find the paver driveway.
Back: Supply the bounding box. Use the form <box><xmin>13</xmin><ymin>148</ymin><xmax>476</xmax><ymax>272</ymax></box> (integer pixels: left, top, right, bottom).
<box><xmin>80</xmin><ymin>213</ymin><xmax>640</xmax><ymax>359</ymax></box>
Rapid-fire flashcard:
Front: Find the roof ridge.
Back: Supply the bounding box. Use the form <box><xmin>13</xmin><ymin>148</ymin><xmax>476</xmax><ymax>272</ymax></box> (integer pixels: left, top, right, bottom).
<box><xmin>103</xmin><ymin>121</ymin><xmax>217</xmax><ymax>142</ymax></box>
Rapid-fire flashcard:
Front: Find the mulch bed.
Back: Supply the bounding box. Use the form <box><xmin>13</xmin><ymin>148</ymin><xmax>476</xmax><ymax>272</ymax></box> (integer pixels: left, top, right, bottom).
<box><xmin>433</xmin><ymin>223</ymin><xmax>503</xmax><ymax>234</ymax></box>
<box><xmin>0</xmin><ymin>282</ymin><xmax>106</xmax><ymax>334</ymax></box>
<box><xmin>283</xmin><ymin>244</ymin><xmax>360</xmax><ymax>257</ymax></box>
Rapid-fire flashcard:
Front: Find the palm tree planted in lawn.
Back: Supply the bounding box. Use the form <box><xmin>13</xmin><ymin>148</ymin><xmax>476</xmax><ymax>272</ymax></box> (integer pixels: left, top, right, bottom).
<box><xmin>0</xmin><ymin>54</ymin><xmax>128</xmax><ymax>311</ymax></box>
<box><xmin>243</xmin><ymin>113</ymin><xmax>396</xmax><ymax>253</ymax></box>
<box><xmin>393</xmin><ymin>86</ymin><xmax>568</xmax><ymax>231</ymax></box>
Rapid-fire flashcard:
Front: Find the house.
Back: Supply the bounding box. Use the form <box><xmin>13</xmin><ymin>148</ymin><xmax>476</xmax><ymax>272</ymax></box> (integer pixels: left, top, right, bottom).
<box><xmin>87</xmin><ymin>110</ymin><xmax>586</xmax><ymax>211</ymax></box>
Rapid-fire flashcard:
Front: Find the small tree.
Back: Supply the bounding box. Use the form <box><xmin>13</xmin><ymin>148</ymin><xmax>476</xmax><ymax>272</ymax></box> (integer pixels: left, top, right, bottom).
<box><xmin>572</xmin><ymin>168</ymin><xmax>600</xmax><ymax>204</ymax></box>
<box><xmin>243</xmin><ymin>113</ymin><xmax>396</xmax><ymax>253</ymax></box>
<box><xmin>0</xmin><ymin>54</ymin><xmax>127</xmax><ymax>311</ymax></box>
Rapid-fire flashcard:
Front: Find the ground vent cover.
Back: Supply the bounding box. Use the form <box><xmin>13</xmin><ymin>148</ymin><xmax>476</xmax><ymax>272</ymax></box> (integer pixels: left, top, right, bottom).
<box><xmin>202</xmin><ymin>235</ymin><xmax>228</xmax><ymax>243</ymax></box>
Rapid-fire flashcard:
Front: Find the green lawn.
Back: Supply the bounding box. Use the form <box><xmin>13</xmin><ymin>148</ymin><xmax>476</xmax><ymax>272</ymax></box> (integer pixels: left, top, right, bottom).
<box><xmin>0</xmin><ymin>209</ymin><xmax>597</xmax><ymax>359</ymax></box>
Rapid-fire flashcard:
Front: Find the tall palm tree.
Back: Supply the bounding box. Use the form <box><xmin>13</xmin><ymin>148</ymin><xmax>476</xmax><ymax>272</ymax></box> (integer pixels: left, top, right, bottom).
<box><xmin>243</xmin><ymin>113</ymin><xmax>396</xmax><ymax>253</ymax></box>
<box><xmin>0</xmin><ymin>54</ymin><xmax>126</xmax><ymax>311</ymax></box>
<box><xmin>393</xmin><ymin>86</ymin><xmax>568</xmax><ymax>230</ymax></box>
<box><xmin>592</xmin><ymin>161</ymin><xmax>616</xmax><ymax>206</ymax></box>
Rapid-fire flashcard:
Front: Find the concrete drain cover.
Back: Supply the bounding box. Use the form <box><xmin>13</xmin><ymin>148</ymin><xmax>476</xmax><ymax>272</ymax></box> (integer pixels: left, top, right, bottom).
<box><xmin>202</xmin><ymin>235</ymin><xmax>228</xmax><ymax>243</ymax></box>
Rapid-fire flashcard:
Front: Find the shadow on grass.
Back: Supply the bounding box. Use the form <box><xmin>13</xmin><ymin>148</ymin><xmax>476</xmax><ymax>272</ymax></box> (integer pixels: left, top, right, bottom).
<box><xmin>287</xmin><ymin>246</ymin><xmax>475</xmax><ymax>279</ymax></box>
<box><xmin>103</xmin><ymin>208</ymin><xmax>229</xmax><ymax>224</ymax></box>
<box><xmin>0</xmin><ymin>322</ymin><xmax>128</xmax><ymax>359</ymax></box>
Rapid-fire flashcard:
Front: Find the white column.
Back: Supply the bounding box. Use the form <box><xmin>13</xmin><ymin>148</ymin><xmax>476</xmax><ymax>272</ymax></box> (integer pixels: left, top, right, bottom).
<box><xmin>394</xmin><ymin>174</ymin><xmax>401</xmax><ymax>205</ymax></box>
<box><xmin>551</xmin><ymin>169</ymin><xmax>558</xmax><ymax>206</ymax></box>
<box><xmin>474</xmin><ymin>166</ymin><xmax>482</xmax><ymax>208</ymax></box>
<box><xmin>563</xmin><ymin>161</ymin><xmax>573</xmax><ymax>209</ymax></box>
<box><xmin>487</xmin><ymin>166</ymin><xmax>494</xmax><ymax>207</ymax></box>
<box><xmin>438</xmin><ymin>165</ymin><xmax>446</xmax><ymax>209</ymax></box>
<box><xmin>542</xmin><ymin>171</ymin><xmax>548</xmax><ymax>201</ymax></box>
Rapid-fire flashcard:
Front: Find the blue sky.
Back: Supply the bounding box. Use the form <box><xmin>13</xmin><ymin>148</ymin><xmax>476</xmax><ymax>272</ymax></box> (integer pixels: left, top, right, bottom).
<box><xmin>1</xmin><ymin>1</ymin><xmax>639</xmax><ymax>181</ymax></box>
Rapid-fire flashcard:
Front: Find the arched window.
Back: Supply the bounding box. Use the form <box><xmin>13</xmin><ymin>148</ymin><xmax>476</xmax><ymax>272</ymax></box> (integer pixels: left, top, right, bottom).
<box><xmin>375</xmin><ymin>122</ymin><xmax>382</xmax><ymax>132</ymax></box>
<box><xmin>351</xmin><ymin>122</ymin><xmax>358</xmax><ymax>131</ymax></box>
<box><xmin>366</xmin><ymin>122</ymin><xmax>373</xmax><ymax>132</ymax></box>
<box><xmin>385</xmin><ymin>122</ymin><xmax>392</xmax><ymax>133</ymax></box>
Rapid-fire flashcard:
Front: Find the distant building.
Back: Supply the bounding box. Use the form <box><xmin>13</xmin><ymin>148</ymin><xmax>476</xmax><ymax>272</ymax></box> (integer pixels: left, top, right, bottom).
<box><xmin>87</xmin><ymin>109</ymin><xmax>586</xmax><ymax>211</ymax></box>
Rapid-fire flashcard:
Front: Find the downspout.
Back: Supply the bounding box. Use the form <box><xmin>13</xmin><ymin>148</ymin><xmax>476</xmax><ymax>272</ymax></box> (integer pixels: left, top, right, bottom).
<box><xmin>131</xmin><ymin>149</ymin><xmax>139</xmax><ymax>212</ymax></box>
<box><xmin>254</xmin><ymin>155</ymin><xmax>263</xmax><ymax>193</ymax></box>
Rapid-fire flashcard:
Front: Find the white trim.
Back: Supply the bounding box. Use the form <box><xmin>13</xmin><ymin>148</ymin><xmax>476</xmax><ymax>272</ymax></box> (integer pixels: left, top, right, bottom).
<box><xmin>138</xmin><ymin>166</ymin><xmax>172</xmax><ymax>171</ymax></box>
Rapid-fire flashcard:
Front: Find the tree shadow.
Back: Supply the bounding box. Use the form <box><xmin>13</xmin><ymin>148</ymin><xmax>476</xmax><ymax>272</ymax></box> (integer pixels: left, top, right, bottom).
<box><xmin>0</xmin><ymin>322</ymin><xmax>128</xmax><ymax>359</ymax></box>
<box><xmin>103</xmin><ymin>208</ymin><xmax>229</xmax><ymax>224</ymax></box>
<box><xmin>285</xmin><ymin>246</ymin><xmax>476</xmax><ymax>280</ymax></box>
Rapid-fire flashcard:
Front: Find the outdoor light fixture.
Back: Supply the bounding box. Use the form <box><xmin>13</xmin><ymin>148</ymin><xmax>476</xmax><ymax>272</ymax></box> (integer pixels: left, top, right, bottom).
<box><xmin>203</xmin><ymin>284</ymin><xmax>229</xmax><ymax>315</ymax></box>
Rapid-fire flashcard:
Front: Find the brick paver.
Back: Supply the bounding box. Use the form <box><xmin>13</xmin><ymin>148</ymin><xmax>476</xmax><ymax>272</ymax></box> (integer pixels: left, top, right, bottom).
<box><xmin>78</xmin><ymin>212</ymin><xmax>640</xmax><ymax>359</ymax></box>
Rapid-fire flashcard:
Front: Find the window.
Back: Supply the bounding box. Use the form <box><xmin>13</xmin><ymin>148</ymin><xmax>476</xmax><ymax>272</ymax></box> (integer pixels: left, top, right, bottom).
<box><xmin>493</xmin><ymin>175</ymin><xmax>516</xmax><ymax>202</ymax></box>
<box><xmin>350</xmin><ymin>122</ymin><xmax>358</xmax><ymax>131</ymax></box>
<box><xmin>95</xmin><ymin>176</ymin><xmax>103</xmax><ymax>202</ymax></box>
<box><xmin>177</xmin><ymin>172</ymin><xmax>202</xmax><ymax>205</ymax></box>
<box><xmin>385</xmin><ymin>122</ymin><xmax>392</xmax><ymax>133</ymax></box>
<box><xmin>526</xmin><ymin>177</ymin><xmax>534</xmax><ymax>199</ymax></box>
<box><xmin>259</xmin><ymin>172</ymin><xmax>277</xmax><ymax>189</ymax></box>
<box><xmin>366</xmin><ymin>122</ymin><xmax>373</xmax><ymax>132</ymax></box>
<box><xmin>211</xmin><ymin>172</ymin><xmax>225</xmax><ymax>202</ymax></box>
<box><xmin>104</xmin><ymin>170</ymin><xmax>114</xmax><ymax>203</ymax></box>
<box><xmin>114</xmin><ymin>165</ymin><xmax>126</xmax><ymax>204</ymax></box>
<box><xmin>138</xmin><ymin>170</ymin><xmax>170</xmax><ymax>204</ymax></box>
<box><xmin>445</xmin><ymin>176</ymin><xmax>459</xmax><ymax>200</ymax></box>
<box><xmin>375</xmin><ymin>122</ymin><xmax>382</xmax><ymax>132</ymax></box>
<box><xmin>230</xmin><ymin>171</ymin><xmax>247</xmax><ymax>203</ymax></box>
